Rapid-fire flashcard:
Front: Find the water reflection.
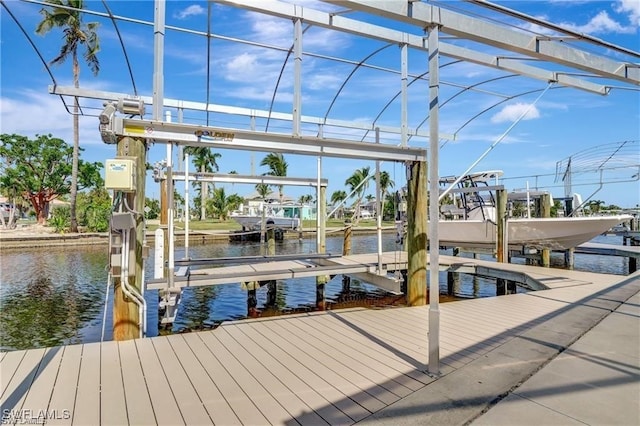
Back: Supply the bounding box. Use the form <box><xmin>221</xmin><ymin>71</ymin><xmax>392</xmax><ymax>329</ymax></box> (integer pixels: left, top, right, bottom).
<box><xmin>0</xmin><ymin>233</ymin><xmax>630</xmax><ymax>350</ymax></box>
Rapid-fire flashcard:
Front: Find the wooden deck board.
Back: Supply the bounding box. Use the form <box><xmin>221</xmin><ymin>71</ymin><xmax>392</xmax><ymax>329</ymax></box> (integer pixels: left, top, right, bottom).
<box><xmin>267</xmin><ymin>318</ymin><xmax>402</xmax><ymax>406</ymax></box>
<box><xmin>73</xmin><ymin>344</ymin><xmax>100</xmax><ymax>426</ymax></box>
<box><xmin>151</xmin><ymin>337</ymin><xmax>213</xmax><ymax>425</ymax></box>
<box><xmin>291</xmin><ymin>316</ymin><xmax>420</xmax><ymax>395</ymax></box>
<box><xmin>17</xmin><ymin>346</ymin><xmax>64</xmax><ymax>425</ymax></box>
<box><xmin>224</xmin><ymin>324</ymin><xmax>354</xmax><ymax>425</ymax></box>
<box><xmin>233</xmin><ymin>322</ymin><xmax>372</xmax><ymax>423</ymax></box>
<box><xmin>0</xmin><ymin>349</ymin><xmax>27</xmax><ymax>400</ymax></box>
<box><xmin>360</xmin><ymin>307</ymin><xmax>490</xmax><ymax>360</ymax></box>
<box><xmin>118</xmin><ymin>340</ymin><xmax>156</xmax><ymax>426</ymax></box>
<box><xmin>259</xmin><ymin>319</ymin><xmax>387</xmax><ymax>414</ymax></box>
<box><xmin>300</xmin><ymin>313</ymin><xmax>430</xmax><ymax>387</ymax></box>
<box><xmin>166</xmin><ymin>334</ymin><xmax>241</xmax><ymax>425</ymax></box>
<box><xmin>197</xmin><ymin>331</ymin><xmax>295</xmax><ymax>425</ymax></box>
<box><xmin>179</xmin><ymin>332</ymin><xmax>269</xmax><ymax>425</ymax></box>
<box><xmin>100</xmin><ymin>341</ymin><xmax>128</xmax><ymax>426</ymax></box>
<box><xmin>134</xmin><ymin>338</ymin><xmax>185</xmax><ymax>426</ymax></box>
<box><xmin>0</xmin><ymin>348</ymin><xmax>45</xmax><ymax>419</ymax></box>
<box><xmin>213</xmin><ymin>326</ymin><xmax>329</xmax><ymax>425</ymax></box>
<box><xmin>46</xmin><ymin>345</ymin><xmax>82</xmax><ymax>426</ymax></box>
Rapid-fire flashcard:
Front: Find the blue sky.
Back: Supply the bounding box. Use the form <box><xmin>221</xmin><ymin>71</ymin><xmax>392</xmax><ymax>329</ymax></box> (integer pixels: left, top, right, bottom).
<box><xmin>1</xmin><ymin>0</ymin><xmax>639</xmax><ymax>207</ymax></box>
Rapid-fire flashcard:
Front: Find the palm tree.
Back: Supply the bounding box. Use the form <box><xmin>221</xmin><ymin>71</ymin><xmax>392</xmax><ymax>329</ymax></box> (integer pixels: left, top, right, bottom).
<box><xmin>330</xmin><ymin>190</ymin><xmax>347</xmax><ymax>219</ymax></box>
<box><xmin>298</xmin><ymin>194</ymin><xmax>313</xmax><ymax>205</ymax></box>
<box><xmin>260</xmin><ymin>153</ymin><xmax>288</xmax><ymax>202</ymax></box>
<box><xmin>184</xmin><ymin>147</ymin><xmax>221</xmax><ymax>220</ymax></box>
<box><xmin>345</xmin><ymin>166</ymin><xmax>371</xmax><ymax>220</ymax></box>
<box><xmin>255</xmin><ymin>183</ymin><xmax>270</xmax><ymax>200</ymax></box>
<box><xmin>207</xmin><ymin>188</ymin><xmax>243</xmax><ymax>221</ymax></box>
<box><xmin>36</xmin><ymin>0</ymin><xmax>100</xmax><ymax>232</ymax></box>
<box><xmin>379</xmin><ymin>170</ymin><xmax>394</xmax><ymax>218</ymax></box>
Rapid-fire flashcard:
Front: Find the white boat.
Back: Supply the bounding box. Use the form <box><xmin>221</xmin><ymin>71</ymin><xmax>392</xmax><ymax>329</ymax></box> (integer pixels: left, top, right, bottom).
<box><xmin>438</xmin><ymin>216</ymin><xmax>631</xmax><ymax>250</ymax></box>
<box><xmin>231</xmin><ymin>202</ymin><xmax>301</xmax><ymax>231</ymax></box>
<box><xmin>435</xmin><ymin>171</ymin><xmax>631</xmax><ymax>250</ymax></box>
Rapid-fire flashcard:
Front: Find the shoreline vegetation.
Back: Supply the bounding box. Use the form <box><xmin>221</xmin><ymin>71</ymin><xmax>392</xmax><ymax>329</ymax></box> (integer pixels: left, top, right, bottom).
<box><xmin>0</xmin><ymin>218</ymin><xmax>397</xmax><ymax>250</ymax></box>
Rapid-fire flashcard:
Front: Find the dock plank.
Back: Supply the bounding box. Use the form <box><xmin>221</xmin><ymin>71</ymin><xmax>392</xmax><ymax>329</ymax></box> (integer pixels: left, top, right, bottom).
<box><xmin>0</xmin><ymin>350</ymin><xmax>27</xmax><ymax>400</ymax></box>
<box><xmin>100</xmin><ymin>341</ymin><xmax>128</xmax><ymax>425</ymax></box>
<box><xmin>259</xmin><ymin>319</ymin><xmax>387</xmax><ymax>414</ymax></box>
<box><xmin>213</xmin><ymin>326</ymin><xmax>329</xmax><ymax>425</ymax></box>
<box><xmin>233</xmin><ymin>322</ymin><xmax>372</xmax><ymax>423</ymax></box>
<box><xmin>198</xmin><ymin>330</ymin><xmax>295</xmax><ymax>425</ymax></box>
<box><xmin>301</xmin><ymin>313</ymin><xmax>430</xmax><ymax>387</ymax></box>
<box><xmin>0</xmin><ymin>348</ymin><xmax>45</xmax><ymax>419</ymax></box>
<box><xmin>267</xmin><ymin>318</ymin><xmax>402</xmax><ymax>406</ymax></box>
<box><xmin>134</xmin><ymin>338</ymin><xmax>184</xmax><ymax>426</ymax></box>
<box><xmin>151</xmin><ymin>337</ymin><xmax>213</xmax><ymax>425</ymax></box>
<box><xmin>179</xmin><ymin>332</ymin><xmax>268</xmax><ymax>425</ymax></box>
<box><xmin>224</xmin><ymin>324</ymin><xmax>354</xmax><ymax>425</ymax></box>
<box><xmin>291</xmin><ymin>316</ymin><xmax>416</xmax><ymax>397</ymax></box>
<box><xmin>118</xmin><ymin>340</ymin><xmax>156</xmax><ymax>426</ymax></box>
<box><xmin>17</xmin><ymin>346</ymin><xmax>64</xmax><ymax>425</ymax></box>
<box><xmin>73</xmin><ymin>344</ymin><xmax>100</xmax><ymax>426</ymax></box>
<box><xmin>166</xmin><ymin>334</ymin><xmax>241</xmax><ymax>425</ymax></box>
<box><xmin>46</xmin><ymin>345</ymin><xmax>82</xmax><ymax>426</ymax></box>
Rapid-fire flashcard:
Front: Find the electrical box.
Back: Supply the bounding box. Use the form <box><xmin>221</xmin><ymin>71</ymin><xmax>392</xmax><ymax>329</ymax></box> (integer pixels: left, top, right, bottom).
<box><xmin>105</xmin><ymin>158</ymin><xmax>136</xmax><ymax>191</ymax></box>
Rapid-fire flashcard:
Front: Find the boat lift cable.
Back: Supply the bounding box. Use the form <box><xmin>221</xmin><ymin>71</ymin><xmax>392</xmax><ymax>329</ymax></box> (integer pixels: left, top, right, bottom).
<box><xmin>439</xmin><ymin>81</ymin><xmax>554</xmax><ymax>202</ymax></box>
<box><xmin>265</xmin><ymin>24</ymin><xmax>311</xmax><ymax>133</ymax></box>
<box><xmin>0</xmin><ymin>0</ymin><xmax>70</xmax><ymax>115</ymax></box>
<box><xmin>100</xmin><ymin>0</ymin><xmax>137</xmax><ymax>96</ymax></box>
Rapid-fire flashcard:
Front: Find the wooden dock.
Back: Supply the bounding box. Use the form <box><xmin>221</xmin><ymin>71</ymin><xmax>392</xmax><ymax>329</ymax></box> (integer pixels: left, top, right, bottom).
<box><xmin>147</xmin><ymin>247</ymin><xmax>638</xmax><ymax>294</ymax></box>
<box><xmin>2</xmin><ymin>265</ymin><xmax>638</xmax><ymax>425</ymax></box>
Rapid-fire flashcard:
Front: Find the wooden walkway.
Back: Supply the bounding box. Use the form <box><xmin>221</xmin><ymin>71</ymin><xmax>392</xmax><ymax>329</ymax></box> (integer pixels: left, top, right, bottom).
<box><xmin>147</xmin><ymin>249</ymin><xmax>634</xmax><ymax>293</ymax></box>
<box><xmin>2</xmin><ymin>266</ymin><xmax>637</xmax><ymax>425</ymax></box>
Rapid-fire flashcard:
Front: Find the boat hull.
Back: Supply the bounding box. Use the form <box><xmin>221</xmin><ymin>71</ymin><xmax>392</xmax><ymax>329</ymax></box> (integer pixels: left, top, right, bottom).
<box><xmin>437</xmin><ymin>215</ymin><xmax>631</xmax><ymax>250</ymax></box>
<box><xmin>232</xmin><ymin>215</ymin><xmax>300</xmax><ymax>231</ymax></box>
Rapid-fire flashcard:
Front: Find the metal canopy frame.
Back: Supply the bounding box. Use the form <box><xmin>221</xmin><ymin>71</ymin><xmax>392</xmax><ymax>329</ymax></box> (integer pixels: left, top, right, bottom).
<box><xmin>114</xmin><ymin>117</ymin><xmax>427</xmax><ymax>162</ymax></box>
<box><xmin>329</xmin><ymin>0</ymin><xmax>639</xmax><ymax>86</ymax></box>
<box><xmin>170</xmin><ymin>171</ymin><xmax>328</xmax><ymax>187</ymax></box>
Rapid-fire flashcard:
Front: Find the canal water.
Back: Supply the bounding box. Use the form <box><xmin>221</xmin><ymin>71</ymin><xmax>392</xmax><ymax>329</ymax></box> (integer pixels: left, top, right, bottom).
<box><xmin>0</xmin><ymin>233</ymin><xmax>630</xmax><ymax>351</ymax></box>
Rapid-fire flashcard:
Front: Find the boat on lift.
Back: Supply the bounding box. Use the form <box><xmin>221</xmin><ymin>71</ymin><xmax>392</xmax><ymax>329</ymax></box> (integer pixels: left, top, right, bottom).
<box><xmin>230</xmin><ymin>202</ymin><xmax>301</xmax><ymax>231</ymax></box>
<box><xmin>435</xmin><ymin>171</ymin><xmax>631</xmax><ymax>250</ymax></box>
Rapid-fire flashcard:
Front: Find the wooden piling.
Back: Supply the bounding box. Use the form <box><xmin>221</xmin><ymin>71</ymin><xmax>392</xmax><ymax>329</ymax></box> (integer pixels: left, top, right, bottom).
<box><xmin>496</xmin><ymin>189</ymin><xmax>507</xmax><ymax>263</ymax></box>
<box><xmin>264</xmin><ymin>221</ymin><xmax>277</xmax><ymax>307</ymax></box>
<box><xmin>113</xmin><ymin>136</ymin><xmax>146</xmax><ymax>341</ymax></box>
<box><xmin>316</xmin><ymin>185</ymin><xmax>327</xmax><ymax>310</ymax></box>
<box><xmin>406</xmin><ymin>160</ymin><xmax>427</xmax><ymax>306</ymax></box>
<box><xmin>565</xmin><ymin>248</ymin><xmax>575</xmax><ymax>270</ymax></box>
<box><xmin>343</xmin><ymin>220</ymin><xmax>352</xmax><ymax>256</ymax></box>
<box><xmin>540</xmin><ymin>193</ymin><xmax>551</xmax><ymax>267</ymax></box>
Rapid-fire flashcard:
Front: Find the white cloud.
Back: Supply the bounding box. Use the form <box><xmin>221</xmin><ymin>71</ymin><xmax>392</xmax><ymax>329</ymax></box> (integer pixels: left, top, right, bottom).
<box><xmin>174</xmin><ymin>5</ymin><xmax>206</xmax><ymax>20</ymax></box>
<box><xmin>614</xmin><ymin>0</ymin><xmax>640</xmax><ymax>26</ymax></box>
<box><xmin>0</xmin><ymin>90</ymin><xmax>103</xmax><ymax>146</ymax></box>
<box><xmin>562</xmin><ymin>10</ymin><xmax>635</xmax><ymax>34</ymax></box>
<box><xmin>491</xmin><ymin>103</ymin><xmax>541</xmax><ymax>123</ymax></box>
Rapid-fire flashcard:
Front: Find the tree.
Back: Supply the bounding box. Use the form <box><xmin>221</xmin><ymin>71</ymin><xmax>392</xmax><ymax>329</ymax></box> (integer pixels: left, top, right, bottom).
<box><xmin>255</xmin><ymin>183</ymin><xmax>270</xmax><ymax>200</ymax></box>
<box><xmin>260</xmin><ymin>153</ymin><xmax>288</xmax><ymax>202</ymax></box>
<box><xmin>145</xmin><ymin>198</ymin><xmax>160</xmax><ymax>220</ymax></box>
<box><xmin>330</xmin><ymin>190</ymin><xmax>347</xmax><ymax>219</ymax></box>
<box><xmin>184</xmin><ymin>147</ymin><xmax>221</xmax><ymax>220</ymax></box>
<box><xmin>345</xmin><ymin>166</ymin><xmax>371</xmax><ymax>221</ymax></box>
<box><xmin>207</xmin><ymin>188</ymin><xmax>243</xmax><ymax>220</ymax></box>
<box><xmin>0</xmin><ymin>134</ymin><xmax>102</xmax><ymax>225</ymax></box>
<box><xmin>588</xmin><ymin>200</ymin><xmax>604</xmax><ymax>215</ymax></box>
<box><xmin>37</xmin><ymin>0</ymin><xmax>100</xmax><ymax>232</ymax></box>
<box><xmin>298</xmin><ymin>194</ymin><xmax>313</xmax><ymax>205</ymax></box>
